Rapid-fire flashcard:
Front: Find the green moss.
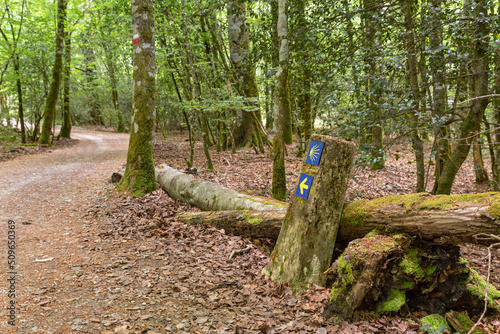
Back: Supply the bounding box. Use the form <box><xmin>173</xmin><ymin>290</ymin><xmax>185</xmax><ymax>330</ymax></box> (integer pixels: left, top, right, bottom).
<box><xmin>329</xmin><ymin>286</ymin><xmax>343</xmax><ymax>302</ymax></box>
<box><xmin>340</xmin><ymin>200</ymin><xmax>371</xmax><ymax>227</ymax></box>
<box><xmin>248</xmin><ymin>217</ymin><xmax>263</xmax><ymax>225</ymax></box>
<box><xmin>419</xmin><ymin>314</ymin><xmax>450</xmax><ymax>334</ymax></box>
<box><xmin>486</xmin><ymin>203</ymin><xmax>500</xmax><ymax>219</ymax></box>
<box><xmin>457</xmin><ymin>313</ymin><xmax>475</xmax><ymax>332</ymax></box>
<box><xmin>399</xmin><ymin>248</ymin><xmax>425</xmax><ymax>279</ymax></box>
<box><xmin>466</xmin><ymin>269</ymin><xmax>500</xmax><ymax>311</ymax></box>
<box><xmin>365</xmin><ymin>229</ymin><xmax>380</xmax><ymax>238</ymax></box>
<box><xmin>376</xmin><ymin>289</ymin><xmax>406</xmax><ymax>313</ymax></box>
<box><xmin>403</xmin><ymin>281</ymin><xmax>414</xmax><ymax>289</ymax></box>
<box><xmin>242</xmin><ymin>211</ymin><xmax>252</xmax><ymax>221</ymax></box>
<box><xmin>242</xmin><ymin>210</ymin><xmax>262</xmax><ymax>224</ymax></box>
<box><xmin>336</xmin><ymin>255</ymin><xmax>354</xmax><ymax>286</ymax></box>
<box><xmin>427</xmin><ymin>265</ymin><xmax>437</xmax><ymax>276</ymax></box>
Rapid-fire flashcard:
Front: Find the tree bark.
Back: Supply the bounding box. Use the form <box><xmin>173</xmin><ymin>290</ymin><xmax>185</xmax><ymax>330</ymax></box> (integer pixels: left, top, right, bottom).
<box><xmin>227</xmin><ymin>0</ymin><xmax>263</xmax><ymax>147</ymax></box>
<box><xmin>271</xmin><ymin>0</ymin><xmax>289</xmax><ymax>201</ymax></box>
<box><xmin>118</xmin><ymin>0</ymin><xmax>156</xmax><ymax>196</ymax></box>
<box><xmin>58</xmin><ymin>32</ymin><xmax>72</xmax><ymax>139</ymax></box>
<box><xmin>176</xmin><ymin>210</ymin><xmax>284</xmax><ymax>239</ymax></box>
<box><xmin>472</xmin><ymin>134</ymin><xmax>489</xmax><ymax>184</ymax></box>
<box><xmin>402</xmin><ymin>0</ymin><xmax>425</xmax><ymax>192</ymax></box>
<box><xmin>429</xmin><ymin>0</ymin><xmax>449</xmax><ymax>186</ymax></box>
<box><xmin>156</xmin><ymin>164</ymin><xmax>287</xmax><ymax>211</ymax></box>
<box><xmin>39</xmin><ymin>0</ymin><xmax>67</xmax><ymax>145</ymax></box>
<box><xmin>13</xmin><ymin>54</ymin><xmax>25</xmax><ymax>143</ymax></box>
<box><xmin>324</xmin><ymin>233</ymin><xmax>499</xmax><ymax>321</ymax></box>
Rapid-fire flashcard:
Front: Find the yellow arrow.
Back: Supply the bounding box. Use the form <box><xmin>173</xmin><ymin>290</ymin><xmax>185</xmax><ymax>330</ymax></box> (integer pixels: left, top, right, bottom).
<box><xmin>300</xmin><ymin>177</ymin><xmax>309</xmax><ymax>195</ymax></box>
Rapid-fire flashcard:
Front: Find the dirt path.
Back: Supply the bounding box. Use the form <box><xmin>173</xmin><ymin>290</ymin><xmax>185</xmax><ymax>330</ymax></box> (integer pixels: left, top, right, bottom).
<box><xmin>0</xmin><ymin>128</ymin><xmax>129</xmax><ymax>333</ymax></box>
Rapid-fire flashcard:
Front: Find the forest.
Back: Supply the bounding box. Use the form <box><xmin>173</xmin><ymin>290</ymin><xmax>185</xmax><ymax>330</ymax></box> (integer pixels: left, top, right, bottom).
<box><xmin>1</xmin><ymin>0</ymin><xmax>500</xmax><ymax>333</ymax></box>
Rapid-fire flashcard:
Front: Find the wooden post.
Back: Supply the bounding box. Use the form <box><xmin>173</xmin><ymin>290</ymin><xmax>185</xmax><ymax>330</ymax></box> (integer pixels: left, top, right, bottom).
<box><xmin>262</xmin><ymin>135</ymin><xmax>355</xmax><ymax>290</ymax></box>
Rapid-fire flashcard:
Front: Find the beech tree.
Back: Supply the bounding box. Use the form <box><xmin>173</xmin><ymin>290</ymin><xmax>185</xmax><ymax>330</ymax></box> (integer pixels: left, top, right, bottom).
<box><xmin>39</xmin><ymin>0</ymin><xmax>67</xmax><ymax>146</ymax></box>
<box><xmin>118</xmin><ymin>0</ymin><xmax>156</xmax><ymax>196</ymax></box>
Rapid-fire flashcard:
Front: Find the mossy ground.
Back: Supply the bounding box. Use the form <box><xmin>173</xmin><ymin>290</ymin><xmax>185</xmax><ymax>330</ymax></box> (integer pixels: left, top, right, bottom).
<box><xmin>376</xmin><ymin>289</ymin><xmax>406</xmax><ymax>313</ymax></box>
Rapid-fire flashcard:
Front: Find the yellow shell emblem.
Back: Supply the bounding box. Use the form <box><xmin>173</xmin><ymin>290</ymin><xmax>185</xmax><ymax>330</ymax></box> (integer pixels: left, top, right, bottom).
<box><xmin>309</xmin><ymin>144</ymin><xmax>320</xmax><ymax>163</ymax></box>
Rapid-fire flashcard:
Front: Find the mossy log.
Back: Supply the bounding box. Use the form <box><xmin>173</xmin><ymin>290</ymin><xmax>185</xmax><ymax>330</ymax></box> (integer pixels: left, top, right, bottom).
<box><xmin>176</xmin><ymin>210</ymin><xmax>284</xmax><ymax>239</ymax></box>
<box><xmin>175</xmin><ymin>192</ymin><xmax>500</xmax><ymax>245</ymax></box>
<box><xmin>324</xmin><ymin>232</ymin><xmax>500</xmax><ymax>321</ymax></box>
<box><xmin>339</xmin><ymin>192</ymin><xmax>500</xmax><ymax>245</ymax></box>
<box><xmin>156</xmin><ymin>164</ymin><xmax>287</xmax><ymax>211</ymax></box>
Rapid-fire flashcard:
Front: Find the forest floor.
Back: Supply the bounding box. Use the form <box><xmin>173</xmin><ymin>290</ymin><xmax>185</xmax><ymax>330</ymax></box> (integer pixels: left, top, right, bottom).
<box><xmin>0</xmin><ymin>128</ymin><xmax>499</xmax><ymax>334</ymax></box>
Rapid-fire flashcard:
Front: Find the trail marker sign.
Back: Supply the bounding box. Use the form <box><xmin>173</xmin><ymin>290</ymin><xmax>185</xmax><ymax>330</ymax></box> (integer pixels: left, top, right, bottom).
<box><xmin>306</xmin><ymin>140</ymin><xmax>324</xmax><ymax>166</ymax></box>
<box><xmin>263</xmin><ymin>135</ymin><xmax>355</xmax><ymax>290</ymax></box>
<box><xmin>295</xmin><ymin>173</ymin><xmax>313</xmax><ymax>199</ymax></box>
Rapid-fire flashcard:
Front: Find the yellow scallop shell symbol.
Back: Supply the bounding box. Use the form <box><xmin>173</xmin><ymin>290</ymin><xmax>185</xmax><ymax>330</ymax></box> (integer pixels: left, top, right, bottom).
<box><xmin>309</xmin><ymin>144</ymin><xmax>320</xmax><ymax>163</ymax></box>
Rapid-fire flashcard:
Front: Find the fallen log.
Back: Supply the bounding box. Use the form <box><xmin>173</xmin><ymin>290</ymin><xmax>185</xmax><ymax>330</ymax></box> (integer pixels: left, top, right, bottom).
<box><xmin>156</xmin><ymin>164</ymin><xmax>287</xmax><ymax>211</ymax></box>
<box><xmin>176</xmin><ymin>193</ymin><xmax>500</xmax><ymax>245</ymax></box>
<box><xmin>176</xmin><ymin>210</ymin><xmax>284</xmax><ymax>239</ymax></box>
<box><xmin>112</xmin><ymin>165</ymin><xmax>287</xmax><ymax>210</ymax></box>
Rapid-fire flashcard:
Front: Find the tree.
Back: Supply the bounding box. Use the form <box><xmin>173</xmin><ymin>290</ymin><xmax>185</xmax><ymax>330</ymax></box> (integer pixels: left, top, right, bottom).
<box><xmin>227</xmin><ymin>0</ymin><xmax>263</xmax><ymax>148</ymax></box>
<box><xmin>402</xmin><ymin>0</ymin><xmax>425</xmax><ymax>192</ymax></box>
<box><xmin>118</xmin><ymin>0</ymin><xmax>156</xmax><ymax>196</ymax></box>
<box><xmin>271</xmin><ymin>0</ymin><xmax>289</xmax><ymax>201</ymax></box>
<box><xmin>58</xmin><ymin>32</ymin><xmax>72</xmax><ymax>139</ymax></box>
<box><xmin>39</xmin><ymin>0</ymin><xmax>67</xmax><ymax>146</ymax></box>
<box><xmin>0</xmin><ymin>0</ymin><xmax>26</xmax><ymax>143</ymax></box>
<box><xmin>433</xmin><ymin>0</ymin><xmax>490</xmax><ymax>194</ymax></box>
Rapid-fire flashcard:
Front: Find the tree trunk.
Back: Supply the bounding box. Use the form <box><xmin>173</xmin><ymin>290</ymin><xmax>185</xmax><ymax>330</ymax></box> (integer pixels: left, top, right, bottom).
<box><xmin>156</xmin><ymin>164</ymin><xmax>287</xmax><ymax>211</ymax></box>
<box><xmin>429</xmin><ymin>0</ymin><xmax>449</xmax><ymax>185</ymax></box>
<box><xmin>39</xmin><ymin>0</ymin><xmax>67</xmax><ymax>146</ymax></box>
<box><xmin>58</xmin><ymin>32</ymin><xmax>72</xmax><ymax>139</ymax></box>
<box><xmin>118</xmin><ymin>0</ymin><xmax>156</xmax><ymax>196</ymax></box>
<box><xmin>434</xmin><ymin>0</ymin><xmax>490</xmax><ymax>194</ymax></box>
<box><xmin>271</xmin><ymin>0</ymin><xmax>289</xmax><ymax>201</ymax></box>
<box><xmin>83</xmin><ymin>42</ymin><xmax>104</xmax><ymax>126</ymax></box>
<box><xmin>472</xmin><ymin>134</ymin><xmax>489</xmax><ymax>184</ymax></box>
<box><xmin>403</xmin><ymin>0</ymin><xmax>425</xmax><ymax>192</ymax></box>
<box><xmin>181</xmin><ymin>0</ymin><xmax>214</xmax><ymax>170</ymax></box>
<box><xmin>13</xmin><ymin>55</ymin><xmax>25</xmax><ymax>143</ymax></box>
<box><xmin>361</xmin><ymin>0</ymin><xmax>385</xmax><ymax>171</ymax></box>
<box><xmin>227</xmin><ymin>0</ymin><xmax>262</xmax><ymax>147</ymax></box>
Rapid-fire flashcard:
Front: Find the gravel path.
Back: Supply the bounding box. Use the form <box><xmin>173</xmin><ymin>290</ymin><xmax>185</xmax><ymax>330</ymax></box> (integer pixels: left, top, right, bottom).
<box><xmin>0</xmin><ymin>128</ymin><xmax>128</xmax><ymax>333</ymax></box>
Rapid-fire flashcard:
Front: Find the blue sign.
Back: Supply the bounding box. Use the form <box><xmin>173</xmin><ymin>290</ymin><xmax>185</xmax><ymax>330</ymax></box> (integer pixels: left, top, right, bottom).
<box><xmin>295</xmin><ymin>173</ymin><xmax>313</xmax><ymax>199</ymax></box>
<box><xmin>306</xmin><ymin>141</ymin><xmax>325</xmax><ymax>166</ymax></box>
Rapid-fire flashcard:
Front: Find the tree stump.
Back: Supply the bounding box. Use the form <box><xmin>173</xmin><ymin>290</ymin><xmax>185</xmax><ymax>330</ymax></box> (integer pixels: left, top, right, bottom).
<box><xmin>324</xmin><ymin>232</ymin><xmax>500</xmax><ymax>321</ymax></box>
<box><xmin>262</xmin><ymin>135</ymin><xmax>355</xmax><ymax>290</ymax></box>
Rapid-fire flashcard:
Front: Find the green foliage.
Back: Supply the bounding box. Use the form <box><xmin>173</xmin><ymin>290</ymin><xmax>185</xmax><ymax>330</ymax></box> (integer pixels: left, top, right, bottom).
<box><xmin>0</xmin><ymin>125</ymin><xmax>20</xmax><ymax>152</ymax></box>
